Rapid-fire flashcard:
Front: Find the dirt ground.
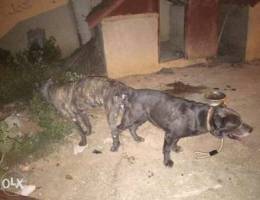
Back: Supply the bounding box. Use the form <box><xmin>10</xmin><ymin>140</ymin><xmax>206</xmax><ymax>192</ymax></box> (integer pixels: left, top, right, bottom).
<box><xmin>20</xmin><ymin>62</ymin><xmax>260</xmax><ymax>200</ymax></box>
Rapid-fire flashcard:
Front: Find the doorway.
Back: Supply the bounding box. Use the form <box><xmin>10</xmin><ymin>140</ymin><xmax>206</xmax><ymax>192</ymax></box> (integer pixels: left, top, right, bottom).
<box><xmin>218</xmin><ymin>3</ymin><xmax>249</xmax><ymax>62</ymax></box>
<box><xmin>159</xmin><ymin>0</ymin><xmax>186</xmax><ymax>62</ymax></box>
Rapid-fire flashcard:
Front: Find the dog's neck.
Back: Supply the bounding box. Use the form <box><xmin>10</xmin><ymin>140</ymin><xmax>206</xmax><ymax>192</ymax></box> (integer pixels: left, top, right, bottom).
<box><xmin>206</xmin><ymin>107</ymin><xmax>214</xmax><ymax>132</ymax></box>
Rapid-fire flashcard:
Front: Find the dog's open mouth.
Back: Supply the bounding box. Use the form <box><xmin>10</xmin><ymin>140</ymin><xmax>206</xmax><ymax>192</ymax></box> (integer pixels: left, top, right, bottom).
<box><xmin>227</xmin><ymin>123</ymin><xmax>253</xmax><ymax>140</ymax></box>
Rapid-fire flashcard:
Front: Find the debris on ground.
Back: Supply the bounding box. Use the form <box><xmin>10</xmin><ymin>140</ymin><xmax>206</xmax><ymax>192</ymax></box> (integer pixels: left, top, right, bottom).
<box><xmin>92</xmin><ymin>149</ymin><xmax>102</xmax><ymax>154</ymax></box>
<box><xmin>148</xmin><ymin>170</ymin><xmax>154</xmax><ymax>178</ymax></box>
<box><xmin>3</xmin><ymin>111</ymin><xmax>41</xmax><ymax>138</ymax></box>
<box><xmin>156</xmin><ymin>67</ymin><xmax>175</xmax><ymax>74</ymax></box>
<box><xmin>73</xmin><ymin>144</ymin><xmax>88</xmax><ymax>155</ymax></box>
<box><xmin>122</xmin><ymin>153</ymin><xmax>135</xmax><ymax>165</ymax></box>
<box><xmin>214</xmin><ymin>85</ymin><xmax>237</xmax><ymax>92</ymax></box>
<box><xmin>20</xmin><ymin>185</ymin><xmax>36</xmax><ymax>196</ymax></box>
<box><xmin>65</xmin><ymin>174</ymin><xmax>73</xmax><ymax>180</ymax></box>
<box><xmin>19</xmin><ymin>163</ymin><xmax>31</xmax><ymax>172</ymax></box>
<box><xmin>164</xmin><ymin>81</ymin><xmax>207</xmax><ymax>96</ymax></box>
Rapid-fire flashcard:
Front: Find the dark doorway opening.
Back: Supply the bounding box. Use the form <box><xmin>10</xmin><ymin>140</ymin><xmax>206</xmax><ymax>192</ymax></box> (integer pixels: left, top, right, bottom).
<box><xmin>218</xmin><ymin>3</ymin><xmax>249</xmax><ymax>62</ymax></box>
<box><xmin>159</xmin><ymin>0</ymin><xmax>186</xmax><ymax>62</ymax></box>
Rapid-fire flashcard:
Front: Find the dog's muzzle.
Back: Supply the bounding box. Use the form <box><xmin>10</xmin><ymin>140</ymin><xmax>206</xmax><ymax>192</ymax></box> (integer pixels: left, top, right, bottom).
<box><xmin>227</xmin><ymin>123</ymin><xmax>253</xmax><ymax>140</ymax></box>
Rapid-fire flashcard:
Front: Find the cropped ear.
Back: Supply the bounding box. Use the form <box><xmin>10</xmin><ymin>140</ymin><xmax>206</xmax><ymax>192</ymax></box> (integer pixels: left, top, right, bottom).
<box><xmin>217</xmin><ymin>107</ymin><xmax>240</xmax><ymax>118</ymax></box>
<box><xmin>210</xmin><ymin>107</ymin><xmax>242</xmax><ymax>138</ymax></box>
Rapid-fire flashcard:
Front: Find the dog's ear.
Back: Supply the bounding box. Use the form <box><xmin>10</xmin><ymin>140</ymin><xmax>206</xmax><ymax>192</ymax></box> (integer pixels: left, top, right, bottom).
<box><xmin>216</xmin><ymin>107</ymin><xmax>240</xmax><ymax>118</ymax></box>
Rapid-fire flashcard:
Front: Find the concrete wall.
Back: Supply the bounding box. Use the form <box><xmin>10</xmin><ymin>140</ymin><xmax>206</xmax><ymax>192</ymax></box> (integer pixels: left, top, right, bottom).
<box><xmin>160</xmin><ymin>0</ymin><xmax>172</xmax><ymax>42</ymax></box>
<box><xmin>101</xmin><ymin>13</ymin><xmax>160</xmax><ymax>78</ymax></box>
<box><xmin>0</xmin><ymin>4</ymin><xmax>79</xmax><ymax>58</ymax></box>
<box><xmin>0</xmin><ymin>0</ymin><xmax>68</xmax><ymax>38</ymax></box>
<box><xmin>246</xmin><ymin>3</ymin><xmax>260</xmax><ymax>61</ymax></box>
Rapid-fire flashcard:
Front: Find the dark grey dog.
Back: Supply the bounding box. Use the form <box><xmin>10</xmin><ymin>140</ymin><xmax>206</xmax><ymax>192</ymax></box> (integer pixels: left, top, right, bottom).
<box><xmin>111</xmin><ymin>89</ymin><xmax>253</xmax><ymax>167</ymax></box>
<box><xmin>41</xmin><ymin>77</ymin><xmax>134</xmax><ymax>146</ymax></box>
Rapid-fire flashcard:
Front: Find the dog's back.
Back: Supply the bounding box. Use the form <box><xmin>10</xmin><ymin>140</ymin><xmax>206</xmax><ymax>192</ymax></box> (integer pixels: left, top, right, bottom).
<box><xmin>41</xmin><ymin>76</ymin><xmax>132</xmax><ymax>115</ymax></box>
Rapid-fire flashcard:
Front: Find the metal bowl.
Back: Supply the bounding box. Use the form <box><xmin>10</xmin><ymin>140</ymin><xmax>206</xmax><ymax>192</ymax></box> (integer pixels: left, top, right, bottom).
<box><xmin>205</xmin><ymin>90</ymin><xmax>226</xmax><ymax>106</ymax></box>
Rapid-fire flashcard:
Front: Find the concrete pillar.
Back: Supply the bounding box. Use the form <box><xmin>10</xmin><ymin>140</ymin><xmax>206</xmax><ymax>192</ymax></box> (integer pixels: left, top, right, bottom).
<box><xmin>70</xmin><ymin>0</ymin><xmax>92</xmax><ymax>45</ymax></box>
<box><xmin>246</xmin><ymin>3</ymin><xmax>260</xmax><ymax>61</ymax></box>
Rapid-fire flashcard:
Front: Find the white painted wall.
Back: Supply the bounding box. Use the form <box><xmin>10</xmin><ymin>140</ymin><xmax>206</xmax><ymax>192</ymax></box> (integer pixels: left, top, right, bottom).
<box><xmin>0</xmin><ymin>4</ymin><xmax>79</xmax><ymax>57</ymax></box>
<box><xmin>0</xmin><ymin>0</ymin><xmax>102</xmax><ymax>57</ymax></box>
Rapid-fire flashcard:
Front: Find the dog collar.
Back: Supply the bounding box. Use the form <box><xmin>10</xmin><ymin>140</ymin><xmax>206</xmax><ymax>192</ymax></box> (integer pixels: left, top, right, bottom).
<box><xmin>206</xmin><ymin>107</ymin><xmax>214</xmax><ymax>132</ymax></box>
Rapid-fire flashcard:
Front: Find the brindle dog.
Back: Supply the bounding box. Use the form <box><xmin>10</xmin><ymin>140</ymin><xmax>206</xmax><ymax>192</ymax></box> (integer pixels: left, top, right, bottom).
<box><xmin>41</xmin><ymin>77</ymin><xmax>139</xmax><ymax>146</ymax></box>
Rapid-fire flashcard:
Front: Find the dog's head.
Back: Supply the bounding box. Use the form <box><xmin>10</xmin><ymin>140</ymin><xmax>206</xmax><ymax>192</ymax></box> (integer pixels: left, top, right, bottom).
<box><xmin>111</xmin><ymin>83</ymin><xmax>134</xmax><ymax>110</ymax></box>
<box><xmin>210</xmin><ymin>107</ymin><xmax>253</xmax><ymax>140</ymax></box>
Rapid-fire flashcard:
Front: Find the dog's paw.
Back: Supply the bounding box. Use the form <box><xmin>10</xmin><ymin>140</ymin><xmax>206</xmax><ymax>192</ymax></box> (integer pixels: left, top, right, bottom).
<box><xmin>110</xmin><ymin>145</ymin><xmax>119</xmax><ymax>152</ymax></box>
<box><xmin>135</xmin><ymin>136</ymin><xmax>145</xmax><ymax>143</ymax></box>
<box><xmin>172</xmin><ymin>145</ymin><xmax>183</xmax><ymax>153</ymax></box>
<box><xmin>79</xmin><ymin>140</ymin><xmax>87</xmax><ymax>146</ymax></box>
<box><xmin>164</xmin><ymin>160</ymin><xmax>174</xmax><ymax>168</ymax></box>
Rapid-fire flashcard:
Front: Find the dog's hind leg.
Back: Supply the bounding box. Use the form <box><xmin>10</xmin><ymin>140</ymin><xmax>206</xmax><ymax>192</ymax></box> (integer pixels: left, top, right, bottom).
<box><xmin>171</xmin><ymin>138</ymin><xmax>183</xmax><ymax>153</ymax></box>
<box><xmin>74</xmin><ymin>113</ymin><xmax>92</xmax><ymax>146</ymax></box>
<box><xmin>64</xmin><ymin>105</ymin><xmax>90</xmax><ymax>146</ymax></box>
<box><xmin>112</xmin><ymin>110</ymin><xmax>146</xmax><ymax>150</ymax></box>
<box><xmin>128</xmin><ymin>122</ymin><xmax>145</xmax><ymax>142</ymax></box>
<box><xmin>163</xmin><ymin>132</ymin><xmax>175</xmax><ymax>167</ymax></box>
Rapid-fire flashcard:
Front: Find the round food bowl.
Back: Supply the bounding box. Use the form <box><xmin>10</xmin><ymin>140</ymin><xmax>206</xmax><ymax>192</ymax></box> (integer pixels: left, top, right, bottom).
<box><xmin>205</xmin><ymin>90</ymin><xmax>226</xmax><ymax>106</ymax></box>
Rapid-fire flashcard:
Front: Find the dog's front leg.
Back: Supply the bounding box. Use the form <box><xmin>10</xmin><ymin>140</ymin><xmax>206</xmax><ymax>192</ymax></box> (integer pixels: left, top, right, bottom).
<box><xmin>110</xmin><ymin>129</ymin><xmax>121</xmax><ymax>152</ymax></box>
<box><xmin>106</xmin><ymin>109</ymin><xmax>121</xmax><ymax>152</ymax></box>
<box><xmin>163</xmin><ymin>132</ymin><xmax>175</xmax><ymax>167</ymax></box>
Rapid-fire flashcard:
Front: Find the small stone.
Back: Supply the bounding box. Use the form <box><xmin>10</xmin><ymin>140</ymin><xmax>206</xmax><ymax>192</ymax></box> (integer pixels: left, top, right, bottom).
<box><xmin>226</xmin><ymin>85</ymin><xmax>231</xmax><ymax>88</ymax></box>
<box><xmin>92</xmin><ymin>149</ymin><xmax>102</xmax><ymax>154</ymax></box>
<box><xmin>65</xmin><ymin>174</ymin><xmax>73</xmax><ymax>180</ymax></box>
<box><xmin>148</xmin><ymin>170</ymin><xmax>154</xmax><ymax>178</ymax></box>
<box><xmin>217</xmin><ymin>179</ymin><xmax>223</xmax><ymax>184</ymax></box>
<box><xmin>157</xmin><ymin>67</ymin><xmax>175</xmax><ymax>74</ymax></box>
<box><xmin>19</xmin><ymin>163</ymin><xmax>31</xmax><ymax>172</ymax></box>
